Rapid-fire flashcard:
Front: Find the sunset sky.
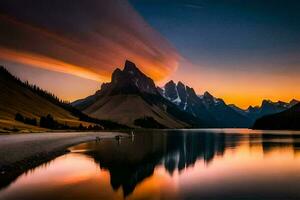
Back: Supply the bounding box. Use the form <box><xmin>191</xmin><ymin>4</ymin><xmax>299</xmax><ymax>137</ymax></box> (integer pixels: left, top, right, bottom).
<box><xmin>0</xmin><ymin>0</ymin><xmax>300</xmax><ymax>109</ymax></box>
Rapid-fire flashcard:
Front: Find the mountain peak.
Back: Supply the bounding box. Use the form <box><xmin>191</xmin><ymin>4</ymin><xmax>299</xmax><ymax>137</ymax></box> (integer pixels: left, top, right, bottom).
<box><xmin>124</xmin><ymin>60</ymin><xmax>140</xmax><ymax>74</ymax></box>
<box><xmin>107</xmin><ymin>60</ymin><xmax>158</xmax><ymax>95</ymax></box>
<box><xmin>166</xmin><ymin>80</ymin><xmax>176</xmax><ymax>86</ymax></box>
<box><xmin>186</xmin><ymin>86</ymin><xmax>197</xmax><ymax>96</ymax></box>
<box><xmin>247</xmin><ymin>105</ymin><xmax>254</xmax><ymax>110</ymax></box>
<box><xmin>262</xmin><ymin>99</ymin><xmax>273</xmax><ymax>105</ymax></box>
<box><xmin>177</xmin><ymin>81</ymin><xmax>185</xmax><ymax>88</ymax></box>
<box><xmin>164</xmin><ymin>80</ymin><xmax>178</xmax><ymax>101</ymax></box>
<box><xmin>203</xmin><ymin>91</ymin><xmax>213</xmax><ymax>99</ymax></box>
<box><xmin>111</xmin><ymin>68</ymin><xmax>122</xmax><ymax>83</ymax></box>
<box><xmin>290</xmin><ymin>99</ymin><xmax>299</xmax><ymax>106</ymax></box>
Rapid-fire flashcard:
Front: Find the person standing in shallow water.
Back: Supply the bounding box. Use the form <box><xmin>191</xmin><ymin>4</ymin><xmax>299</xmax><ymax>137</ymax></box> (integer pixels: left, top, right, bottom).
<box><xmin>131</xmin><ymin>130</ymin><xmax>135</xmax><ymax>142</ymax></box>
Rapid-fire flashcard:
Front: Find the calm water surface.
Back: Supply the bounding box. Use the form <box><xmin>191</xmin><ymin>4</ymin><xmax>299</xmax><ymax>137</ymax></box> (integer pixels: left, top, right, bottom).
<box><xmin>1</xmin><ymin>129</ymin><xmax>300</xmax><ymax>200</ymax></box>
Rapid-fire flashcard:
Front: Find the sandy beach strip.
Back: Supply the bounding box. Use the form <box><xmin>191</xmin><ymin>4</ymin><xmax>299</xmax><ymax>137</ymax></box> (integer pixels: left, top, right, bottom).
<box><xmin>0</xmin><ymin>132</ymin><xmax>127</xmax><ymax>173</ymax></box>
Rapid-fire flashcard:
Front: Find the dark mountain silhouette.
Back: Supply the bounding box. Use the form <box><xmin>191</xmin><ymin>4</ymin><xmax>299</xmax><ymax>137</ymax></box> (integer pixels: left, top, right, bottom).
<box><xmin>159</xmin><ymin>81</ymin><xmax>251</xmax><ymax>127</ymax></box>
<box><xmin>253</xmin><ymin>103</ymin><xmax>300</xmax><ymax>130</ymax></box>
<box><xmin>158</xmin><ymin>81</ymin><xmax>215</xmax><ymax>126</ymax></box>
<box><xmin>74</xmin><ymin>61</ymin><xmax>298</xmax><ymax>129</ymax></box>
<box><xmin>246</xmin><ymin>99</ymin><xmax>297</xmax><ymax>120</ymax></box>
<box><xmin>229</xmin><ymin>99</ymin><xmax>299</xmax><ymax>125</ymax></box>
<box><xmin>73</xmin><ymin>60</ymin><xmax>205</xmax><ymax>128</ymax></box>
<box><xmin>0</xmin><ymin>66</ymin><xmax>127</xmax><ymax>131</ymax></box>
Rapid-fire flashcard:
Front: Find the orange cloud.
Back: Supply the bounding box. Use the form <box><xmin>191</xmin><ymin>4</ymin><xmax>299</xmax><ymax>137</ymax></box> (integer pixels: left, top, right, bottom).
<box><xmin>0</xmin><ymin>0</ymin><xmax>179</xmax><ymax>81</ymax></box>
<box><xmin>0</xmin><ymin>47</ymin><xmax>105</xmax><ymax>81</ymax></box>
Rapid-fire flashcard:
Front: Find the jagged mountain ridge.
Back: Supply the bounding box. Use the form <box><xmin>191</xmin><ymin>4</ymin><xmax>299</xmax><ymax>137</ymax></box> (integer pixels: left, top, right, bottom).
<box><xmin>158</xmin><ymin>81</ymin><xmax>251</xmax><ymax>127</ymax></box>
<box><xmin>73</xmin><ymin>60</ymin><xmax>204</xmax><ymax>128</ymax></box>
<box><xmin>253</xmin><ymin>103</ymin><xmax>300</xmax><ymax>130</ymax></box>
<box><xmin>73</xmin><ymin>60</ymin><xmax>298</xmax><ymax>129</ymax></box>
<box><xmin>159</xmin><ymin>80</ymin><xmax>299</xmax><ymax>128</ymax></box>
<box><xmin>245</xmin><ymin>99</ymin><xmax>298</xmax><ymax>118</ymax></box>
<box><xmin>229</xmin><ymin>99</ymin><xmax>299</xmax><ymax>124</ymax></box>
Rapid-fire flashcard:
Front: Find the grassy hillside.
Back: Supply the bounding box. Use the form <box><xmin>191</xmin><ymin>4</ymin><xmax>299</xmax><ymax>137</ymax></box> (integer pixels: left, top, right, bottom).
<box><xmin>82</xmin><ymin>94</ymin><xmax>188</xmax><ymax>128</ymax></box>
<box><xmin>0</xmin><ymin>67</ymin><xmax>95</xmax><ymax>131</ymax></box>
<box><xmin>0</xmin><ymin>67</ymin><xmax>130</xmax><ymax>131</ymax></box>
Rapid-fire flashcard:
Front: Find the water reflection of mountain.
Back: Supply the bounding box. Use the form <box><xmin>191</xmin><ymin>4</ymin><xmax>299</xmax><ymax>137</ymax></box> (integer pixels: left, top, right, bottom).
<box><xmin>261</xmin><ymin>134</ymin><xmax>300</xmax><ymax>154</ymax></box>
<box><xmin>83</xmin><ymin>131</ymin><xmax>300</xmax><ymax>197</ymax></box>
<box><xmin>163</xmin><ymin>132</ymin><xmax>227</xmax><ymax>173</ymax></box>
<box><xmin>1</xmin><ymin>130</ymin><xmax>300</xmax><ymax>196</ymax></box>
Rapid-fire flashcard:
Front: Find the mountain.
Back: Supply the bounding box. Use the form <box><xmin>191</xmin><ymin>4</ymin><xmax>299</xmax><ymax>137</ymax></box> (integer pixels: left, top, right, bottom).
<box><xmin>73</xmin><ymin>60</ymin><xmax>203</xmax><ymax>128</ymax></box>
<box><xmin>238</xmin><ymin>99</ymin><xmax>299</xmax><ymax>124</ymax></box>
<box><xmin>157</xmin><ymin>81</ymin><xmax>215</xmax><ymax>126</ymax></box>
<box><xmin>159</xmin><ymin>81</ymin><xmax>251</xmax><ymax>128</ymax></box>
<box><xmin>0</xmin><ymin>66</ymin><xmax>126</xmax><ymax>131</ymax></box>
<box><xmin>229</xmin><ymin>99</ymin><xmax>299</xmax><ymax>125</ymax></box>
<box><xmin>253</xmin><ymin>103</ymin><xmax>300</xmax><ymax>130</ymax></box>
<box><xmin>228</xmin><ymin>104</ymin><xmax>247</xmax><ymax>116</ymax></box>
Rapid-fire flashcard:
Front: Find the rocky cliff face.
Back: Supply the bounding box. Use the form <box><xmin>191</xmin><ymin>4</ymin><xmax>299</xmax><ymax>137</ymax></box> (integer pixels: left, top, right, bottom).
<box><xmin>98</xmin><ymin>60</ymin><xmax>158</xmax><ymax>96</ymax></box>
<box><xmin>72</xmin><ymin>61</ymin><xmax>203</xmax><ymax>128</ymax></box>
<box><xmin>159</xmin><ymin>81</ymin><xmax>251</xmax><ymax>128</ymax></box>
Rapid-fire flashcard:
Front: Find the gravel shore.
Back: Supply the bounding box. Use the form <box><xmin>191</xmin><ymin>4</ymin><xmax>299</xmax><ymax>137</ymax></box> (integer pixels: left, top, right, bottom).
<box><xmin>0</xmin><ymin>132</ymin><xmax>127</xmax><ymax>173</ymax></box>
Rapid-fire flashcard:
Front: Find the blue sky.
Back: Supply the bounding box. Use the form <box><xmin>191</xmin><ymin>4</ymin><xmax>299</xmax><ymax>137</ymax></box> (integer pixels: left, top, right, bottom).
<box><xmin>129</xmin><ymin>0</ymin><xmax>300</xmax><ymax>72</ymax></box>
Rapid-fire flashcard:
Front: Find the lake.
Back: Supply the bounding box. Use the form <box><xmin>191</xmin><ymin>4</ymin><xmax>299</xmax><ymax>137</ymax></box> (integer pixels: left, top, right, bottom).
<box><xmin>1</xmin><ymin>129</ymin><xmax>300</xmax><ymax>200</ymax></box>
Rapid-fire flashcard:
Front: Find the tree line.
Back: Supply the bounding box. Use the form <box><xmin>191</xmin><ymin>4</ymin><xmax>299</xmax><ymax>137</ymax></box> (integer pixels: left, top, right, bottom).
<box><xmin>1</xmin><ymin>66</ymin><xmax>128</xmax><ymax>130</ymax></box>
<box><xmin>15</xmin><ymin>113</ymin><xmax>103</xmax><ymax>130</ymax></box>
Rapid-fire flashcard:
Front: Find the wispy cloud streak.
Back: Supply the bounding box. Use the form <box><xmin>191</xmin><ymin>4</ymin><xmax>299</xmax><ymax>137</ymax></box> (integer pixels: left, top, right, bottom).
<box><xmin>0</xmin><ymin>0</ymin><xmax>179</xmax><ymax>81</ymax></box>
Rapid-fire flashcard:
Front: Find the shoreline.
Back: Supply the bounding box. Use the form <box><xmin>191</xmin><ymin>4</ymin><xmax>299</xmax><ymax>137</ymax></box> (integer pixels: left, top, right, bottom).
<box><xmin>0</xmin><ymin>131</ymin><xmax>128</xmax><ymax>190</ymax></box>
<box><xmin>0</xmin><ymin>128</ymin><xmax>130</xmax><ymax>135</ymax></box>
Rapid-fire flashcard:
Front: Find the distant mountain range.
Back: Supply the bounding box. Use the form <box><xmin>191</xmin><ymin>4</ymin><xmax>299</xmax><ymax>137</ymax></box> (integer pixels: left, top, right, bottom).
<box><xmin>253</xmin><ymin>103</ymin><xmax>300</xmax><ymax>130</ymax></box>
<box><xmin>229</xmin><ymin>99</ymin><xmax>298</xmax><ymax>123</ymax></box>
<box><xmin>1</xmin><ymin>60</ymin><xmax>299</xmax><ymax>130</ymax></box>
<box><xmin>73</xmin><ymin>60</ymin><xmax>299</xmax><ymax>129</ymax></box>
<box><xmin>158</xmin><ymin>81</ymin><xmax>251</xmax><ymax>127</ymax></box>
<box><xmin>158</xmin><ymin>80</ymin><xmax>299</xmax><ymax>128</ymax></box>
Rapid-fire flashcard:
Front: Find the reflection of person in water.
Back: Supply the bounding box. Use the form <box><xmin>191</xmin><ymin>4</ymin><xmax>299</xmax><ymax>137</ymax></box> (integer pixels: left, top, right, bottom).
<box><xmin>131</xmin><ymin>130</ymin><xmax>134</xmax><ymax>142</ymax></box>
<box><xmin>115</xmin><ymin>135</ymin><xmax>122</xmax><ymax>145</ymax></box>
